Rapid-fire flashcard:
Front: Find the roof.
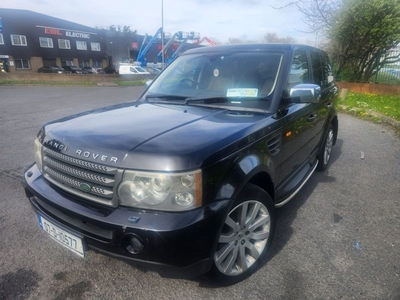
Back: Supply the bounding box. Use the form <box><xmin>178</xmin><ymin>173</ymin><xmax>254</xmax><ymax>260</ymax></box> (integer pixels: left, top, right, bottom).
<box><xmin>0</xmin><ymin>8</ymin><xmax>99</xmax><ymax>33</ymax></box>
<box><xmin>182</xmin><ymin>43</ymin><xmax>322</xmax><ymax>55</ymax></box>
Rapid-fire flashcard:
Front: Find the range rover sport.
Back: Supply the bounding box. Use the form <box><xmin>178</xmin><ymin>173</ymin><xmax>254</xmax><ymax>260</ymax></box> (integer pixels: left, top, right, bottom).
<box><xmin>24</xmin><ymin>44</ymin><xmax>338</xmax><ymax>285</ymax></box>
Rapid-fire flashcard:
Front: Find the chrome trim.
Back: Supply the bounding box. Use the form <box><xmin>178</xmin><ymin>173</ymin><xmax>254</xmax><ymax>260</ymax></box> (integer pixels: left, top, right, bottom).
<box><xmin>43</xmin><ymin>148</ymin><xmax>117</xmax><ymax>175</ymax></box>
<box><xmin>275</xmin><ymin>160</ymin><xmax>318</xmax><ymax>208</ymax></box>
<box><xmin>44</xmin><ymin>156</ymin><xmax>115</xmax><ymax>186</ymax></box>
<box><xmin>42</xmin><ymin>146</ymin><xmax>122</xmax><ymax>207</ymax></box>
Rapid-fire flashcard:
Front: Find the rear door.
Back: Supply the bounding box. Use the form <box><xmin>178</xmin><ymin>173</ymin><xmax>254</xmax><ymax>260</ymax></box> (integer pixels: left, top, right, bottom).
<box><xmin>309</xmin><ymin>50</ymin><xmax>335</xmax><ymax>147</ymax></box>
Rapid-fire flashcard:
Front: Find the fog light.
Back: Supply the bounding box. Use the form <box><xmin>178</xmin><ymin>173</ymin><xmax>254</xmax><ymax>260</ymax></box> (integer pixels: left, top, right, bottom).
<box><xmin>122</xmin><ymin>234</ymin><xmax>144</xmax><ymax>255</ymax></box>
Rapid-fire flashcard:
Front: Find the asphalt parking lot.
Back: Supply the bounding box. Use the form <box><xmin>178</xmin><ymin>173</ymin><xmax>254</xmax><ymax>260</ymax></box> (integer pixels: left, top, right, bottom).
<box><xmin>0</xmin><ymin>86</ymin><xmax>399</xmax><ymax>299</ymax></box>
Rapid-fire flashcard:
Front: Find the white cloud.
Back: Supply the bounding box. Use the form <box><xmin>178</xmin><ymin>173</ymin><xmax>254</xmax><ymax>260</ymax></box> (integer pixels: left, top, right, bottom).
<box><xmin>1</xmin><ymin>0</ymin><xmax>316</xmax><ymax>44</ymax></box>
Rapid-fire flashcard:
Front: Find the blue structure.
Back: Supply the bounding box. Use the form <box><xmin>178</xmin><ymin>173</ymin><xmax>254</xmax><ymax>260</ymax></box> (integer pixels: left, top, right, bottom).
<box><xmin>136</xmin><ymin>27</ymin><xmax>163</xmax><ymax>67</ymax></box>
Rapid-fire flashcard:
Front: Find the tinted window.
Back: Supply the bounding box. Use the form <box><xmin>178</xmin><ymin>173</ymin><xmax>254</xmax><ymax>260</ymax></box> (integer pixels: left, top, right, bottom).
<box><xmin>310</xmin><ymin>50</ymin><xmax>323</xmax><ymax>87</ymax></box>
<box><xmin>288</xmin><ymin>48</ymin><xmax>309</xmax><ymax>89</ymax></box>
<box><xmin>320</xmin><ymin>52</ymin><xmax>334</xmax><ymax>88</ymax></box>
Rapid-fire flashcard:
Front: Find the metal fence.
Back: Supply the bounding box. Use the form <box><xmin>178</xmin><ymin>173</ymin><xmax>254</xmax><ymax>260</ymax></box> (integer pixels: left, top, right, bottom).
<box><xmin>332</xmin><ymin>48</ymin><xmax>400</xmax><ymax>85</ymax></box>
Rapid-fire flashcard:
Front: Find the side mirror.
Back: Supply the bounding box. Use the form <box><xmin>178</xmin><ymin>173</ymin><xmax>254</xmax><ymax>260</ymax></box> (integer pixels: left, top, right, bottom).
<box><xmin>290</xmin><ymin>84</ymin><xmax>321</xmax><ymax>103</ymax></box>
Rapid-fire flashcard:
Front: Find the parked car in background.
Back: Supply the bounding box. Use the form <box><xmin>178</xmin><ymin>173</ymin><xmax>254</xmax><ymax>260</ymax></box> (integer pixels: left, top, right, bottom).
<box><xmin>81</xmin><ymin>66</ymin><xmax>98</xmax><ymax>74</ymax></box>
<box><xmin>95</xmin><ymin>68</ymin><xmax>105</xmax><ymax>74</ymax></box>
<box><xmin>104</xmin><ymin>65</ymin><xmax>117</xmax><ymax>74</ymax></box>
<box><xmin>38</xmin><ymin>66</ymin><xmax>66</xmax><ymax>74</ymax></box>
<box><xmin>118</xmin><ymin>65</ymin><xmax>151</xmax><ymax>75</ymax></box>
<box><xmin>62</xmin><ymin>66</ymin><xmax>83</xmax><ymax>74</ymax></box>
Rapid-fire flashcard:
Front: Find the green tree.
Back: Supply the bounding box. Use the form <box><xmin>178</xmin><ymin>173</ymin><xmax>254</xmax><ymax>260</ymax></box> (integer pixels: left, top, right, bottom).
<box><xmin>330</xmin><ymin>0</ymin><xmax>400</xmax><ymax>81</ymax></box>
<box><xmin>107</xmin><ymin>25</ymin><xmax>136</xmax><ymax>34</ymax></box>
<box><xmin>263</xmin><ymin>32</ymin><xmax>297</xmax><ymax>44</ymax></box>
<box><xmin>283</xmin><ymin>0</ymin><xmax>400</xmax><ymax>81</ymax></box>
<box><xmin>226</xmin><ymin>33</ymin><xmax>295</xmax><ymax>44</ymax></box>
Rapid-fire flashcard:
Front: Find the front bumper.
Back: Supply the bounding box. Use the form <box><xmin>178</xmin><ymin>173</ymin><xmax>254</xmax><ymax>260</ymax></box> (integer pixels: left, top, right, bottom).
<box><xmin>24</xmin><ymin>164</ymin><xmax>230</xmax><ymax>279</ymax></box>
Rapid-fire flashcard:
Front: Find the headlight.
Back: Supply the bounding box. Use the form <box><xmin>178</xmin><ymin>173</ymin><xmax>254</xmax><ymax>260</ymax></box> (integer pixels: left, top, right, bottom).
<box><xmin>34</xmin><ymin>138</ymin><xmax>43</xmax><ymax>172</ymax></box>
<box><xmin>118</xmin><ymin>170</ymin><xmax>202</xmax><ymax>211</ymax></box>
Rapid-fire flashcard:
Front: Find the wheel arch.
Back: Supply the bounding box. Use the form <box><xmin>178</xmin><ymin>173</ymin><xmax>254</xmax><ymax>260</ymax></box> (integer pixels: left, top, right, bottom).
<box><xmin>247</xmin><ymin>171</ymin><xmax>275</xmax><ymax>202</ymax></box>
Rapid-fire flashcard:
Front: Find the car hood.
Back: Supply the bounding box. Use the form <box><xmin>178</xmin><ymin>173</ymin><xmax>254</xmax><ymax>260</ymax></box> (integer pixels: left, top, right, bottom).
<box><xmin>42</xmin><ymin>102</ymin><xmax>275</xmax><ymax>171</ymax></box>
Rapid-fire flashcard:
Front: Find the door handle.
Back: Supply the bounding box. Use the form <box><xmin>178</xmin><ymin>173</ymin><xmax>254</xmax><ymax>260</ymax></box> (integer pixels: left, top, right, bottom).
<box><xmin>326</xmin><ymin>103</ymin><xmax>333</xmax><ymax>108</ymax></box>
<box><xmin>307</xmin><ymin>114</ymin><xmax>317</xmax><ymax>122</ymax></box>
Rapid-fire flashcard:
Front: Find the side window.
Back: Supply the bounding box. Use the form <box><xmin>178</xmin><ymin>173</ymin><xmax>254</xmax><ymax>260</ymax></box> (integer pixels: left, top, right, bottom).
<box><xmin>310</xmin><ymin>50</ymin><xmax>323</xmax><ymax>87</ymax></box>
<box><xmin>320</xmin><ymin>52</ymin><xmax>334</xmax><ymax>88</ymax></box>
<box><xmin>288</xmin><ymin>49</ymin><xmax>309</xmax><ymax>89</ymax></box>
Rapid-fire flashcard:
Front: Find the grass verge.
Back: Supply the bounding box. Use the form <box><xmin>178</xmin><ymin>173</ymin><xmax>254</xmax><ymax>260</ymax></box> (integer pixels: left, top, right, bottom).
<box><xmin>115</xmin><ymin>80</ymin><xmax>147</xmax><ymax>86</ymax></box>
<box><xmin>338</xmin><ymin>92</ymin><xmax>400</xmax><ymax>121</ymax></box>
<box><xmin>338</xmin><ymin>92</ymin><xmax>400</xmax><ymax>136</ymax></box>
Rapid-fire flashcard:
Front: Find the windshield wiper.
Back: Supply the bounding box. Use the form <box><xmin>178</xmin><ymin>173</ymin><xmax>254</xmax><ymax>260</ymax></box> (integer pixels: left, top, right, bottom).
<box><xmin>144</xmin><ymin>94</ymin><xmax>189</xmax><ymax>101</ymax></box>
<box><xmin>185</xmin><ymin>96</ymin><xmax>269</xmax><ymax>104</ymax></box>
<box><xmin>184</xmin><ymin>96</ymin><xmax>229</xmax><ymax>104</ymax></box>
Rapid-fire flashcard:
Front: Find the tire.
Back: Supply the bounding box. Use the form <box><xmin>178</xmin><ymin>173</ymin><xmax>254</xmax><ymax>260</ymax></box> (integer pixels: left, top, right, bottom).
<box><xmin>208</xmin><ymin>183</ymin><xmax>276</xmax><ymax>285</ymax></box>
<box><xmin>316</xmin><ymin>123</ymin><xmax>334</xmax><ymax>171</ymax></box>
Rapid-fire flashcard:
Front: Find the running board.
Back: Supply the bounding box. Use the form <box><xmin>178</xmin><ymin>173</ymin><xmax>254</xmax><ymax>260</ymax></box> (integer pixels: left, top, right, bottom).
<box><xmin>275</xmin><ymin>160</ymin><xmax>318</xmax><ymax>208</ymax></box>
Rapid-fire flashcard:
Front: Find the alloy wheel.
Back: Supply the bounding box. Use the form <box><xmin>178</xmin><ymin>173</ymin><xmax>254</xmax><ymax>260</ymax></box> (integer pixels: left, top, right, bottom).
<box><xmin>214</xmin><ymin>200</ymin><xmax>271</xmax><ymax>276</ymax></box>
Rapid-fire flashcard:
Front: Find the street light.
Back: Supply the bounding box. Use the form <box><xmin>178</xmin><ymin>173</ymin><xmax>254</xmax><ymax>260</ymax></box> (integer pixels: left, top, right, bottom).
<box><xmin>161</xmin><ymin>0</ymin><xmax>164</xmax><ymax>67</ymax></box>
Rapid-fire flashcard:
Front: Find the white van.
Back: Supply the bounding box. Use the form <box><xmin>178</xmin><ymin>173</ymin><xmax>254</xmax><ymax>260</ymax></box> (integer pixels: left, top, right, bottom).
<box><xmin>118</xmin><ymin>65</ymin><xmax>150</xmax><ymax>75</ymax></box>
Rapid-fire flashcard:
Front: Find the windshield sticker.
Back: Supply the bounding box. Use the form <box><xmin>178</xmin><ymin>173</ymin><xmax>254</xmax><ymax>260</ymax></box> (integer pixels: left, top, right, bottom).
<box><xmin>226</xmin><ymin>88</ymin><xmax>258</xmax><ymax>98</ymax></box>
<box><xmin>213</xmin><ymin>69</ymin><xmax>220</xmax><ymax>77</ymax></box>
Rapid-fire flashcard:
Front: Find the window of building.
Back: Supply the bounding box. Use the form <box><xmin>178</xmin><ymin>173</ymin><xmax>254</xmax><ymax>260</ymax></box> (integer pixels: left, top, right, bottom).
<box><xmin>43</xmin><ymin>59</ymin><xmax>57</xmax><ymax>67</ymax></box>
<box><xmin>39</xmin><ymin>37</ymin><xmax>53</xmax><ymax>48</ymax></box>
<box><xmin>14</xmin><ymin>59</ymin><xmax>30</xmax><ymax>69</ymax></box>
<box><xmin>76</xmin><ymin>41</ymin><xmax>87</xmax><ymax>50</ymax></box>
<box><xmin>61</xmin><ymin>60</ymin><xmax>74</xmax><ymax>67</ymax></box>
<box><xmin>91</xmin><ymin>42</ymin><xmax>101</xmax><ymax>51</ymax></box>
<box><xmin>11</xmin><ymin>34</ymin><xmax>27</xmax><ymax>46</ymax></box>
<box><xmin>0</xmin><ymin>34</ymin><xmax>4</xmax><ymax>45</ymax></box>
<box><xmin>78</xmin><ymin>60</ymin><xmax>90</xmax><ymax>68</ymax></box>
<box><xmin>58</xmin><ymin>39</ymin><xmax>71</xmax><ymax>49</ymax></box>
<box><xmin>93</xmin><ymin>60</ymin><xmax>102</xmax><ymax>68</ymax></box>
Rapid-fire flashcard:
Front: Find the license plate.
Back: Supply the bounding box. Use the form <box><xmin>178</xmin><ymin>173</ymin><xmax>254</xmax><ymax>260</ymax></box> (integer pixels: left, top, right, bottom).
<box><xmin>37</xmin><ymin>214</ymin><xmax>85</xmax><ymax>257</ymax></box>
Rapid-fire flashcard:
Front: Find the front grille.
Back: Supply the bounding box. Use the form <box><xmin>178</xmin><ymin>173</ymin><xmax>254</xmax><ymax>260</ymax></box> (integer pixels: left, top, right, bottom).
<box><xmin>42</xmin><ymin>147</ymin><xmax>121</xmax><ymax>207</ymax></box>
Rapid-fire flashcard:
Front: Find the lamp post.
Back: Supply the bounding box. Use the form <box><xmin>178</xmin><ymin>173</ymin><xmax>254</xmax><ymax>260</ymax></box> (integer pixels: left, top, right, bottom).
<box><xmin>161</xmin><ymin>0</ymin><xmax>164</xmax><ymax>68</ymax></box>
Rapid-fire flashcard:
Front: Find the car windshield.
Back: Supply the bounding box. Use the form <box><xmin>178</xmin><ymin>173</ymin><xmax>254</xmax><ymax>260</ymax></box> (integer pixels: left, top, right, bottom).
<box><xmin>144</xmin><ymin>51</ymin><xmax>283</xmax><ymax>110</ymax></box>
<box><xmin>135</xmin><ymin>66</ymin><xmax>147</xmax><ymax>73</ymax></box>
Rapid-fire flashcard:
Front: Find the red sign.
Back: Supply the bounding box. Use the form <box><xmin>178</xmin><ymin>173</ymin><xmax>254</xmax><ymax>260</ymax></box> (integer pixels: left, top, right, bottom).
<box><xmin>132</xmin><ymin>42</ymin><xmax>138</xmax><ymax>49</ymax></box>
<box><xmin>45</xmin><ymin>27</ymin><xmax>62</xmax><ymax>36</ymax></box>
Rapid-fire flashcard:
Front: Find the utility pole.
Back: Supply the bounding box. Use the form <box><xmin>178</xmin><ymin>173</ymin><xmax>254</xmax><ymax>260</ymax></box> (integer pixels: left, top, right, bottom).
<box><xmin>161</xmin><ymin>0</ymin><xmax>164</xmax><ymax>68</ymax></box>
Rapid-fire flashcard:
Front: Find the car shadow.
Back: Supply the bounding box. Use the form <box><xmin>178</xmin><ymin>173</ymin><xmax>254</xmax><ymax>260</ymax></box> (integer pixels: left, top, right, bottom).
<box><xmin>270</xmin><ymin>138</ymin><xmax>343</xmax><ymax>258</ymax></box>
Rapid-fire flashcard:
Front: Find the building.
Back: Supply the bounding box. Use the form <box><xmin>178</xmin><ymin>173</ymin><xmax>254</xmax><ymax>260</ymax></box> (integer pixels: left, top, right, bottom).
<box><xmin>0</xmin><ymin>8</ymin><xmax>203</xmax><ymax>74</ymax></box>
<box><xmin>0</xmin><ymin>8</ymin><xmax>108</xmax><ymax>73</ymax></box>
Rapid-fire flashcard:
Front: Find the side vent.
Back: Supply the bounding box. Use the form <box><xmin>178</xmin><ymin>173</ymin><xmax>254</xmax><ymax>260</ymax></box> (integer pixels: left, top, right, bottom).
<box><xmin>267</xmin><ymin>134</ymin><xmax>281</xmax><ymax>155</ymax></box>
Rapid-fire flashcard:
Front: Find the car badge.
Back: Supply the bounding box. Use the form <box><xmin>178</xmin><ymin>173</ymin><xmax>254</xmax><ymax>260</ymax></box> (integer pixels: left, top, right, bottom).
<box><xmin>80</xmin><ymin>183</ymin><xmax>91</xmax><ymax>193</ymax></box>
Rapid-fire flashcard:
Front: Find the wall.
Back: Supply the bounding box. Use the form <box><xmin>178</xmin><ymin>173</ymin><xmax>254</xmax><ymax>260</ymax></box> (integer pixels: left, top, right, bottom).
<box><xmin>337</xmin><ymin>82</ymin><xmax>400</xmax><ymax>95</ymax></box>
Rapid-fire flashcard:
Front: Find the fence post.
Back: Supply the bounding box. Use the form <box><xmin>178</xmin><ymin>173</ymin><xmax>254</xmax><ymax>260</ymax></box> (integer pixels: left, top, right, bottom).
<box><xmin>374</xmin><ymin>50</ymin><xmax>381</xmax><ymax>84</ymax></box>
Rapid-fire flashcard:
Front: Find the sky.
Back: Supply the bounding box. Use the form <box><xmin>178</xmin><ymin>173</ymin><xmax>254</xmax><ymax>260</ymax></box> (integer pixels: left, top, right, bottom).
<box><xmin>1</xmin><ymin>0</ymin><xmax>317</xmax><ymax>45</ymax></box>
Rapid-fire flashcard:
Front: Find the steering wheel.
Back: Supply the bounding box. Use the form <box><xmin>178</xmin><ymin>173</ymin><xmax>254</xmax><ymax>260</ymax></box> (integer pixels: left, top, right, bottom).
<box><xmin>180</xmin><ymin>78</ymin><xmax>199</xmax><ymax>87</ymax></box>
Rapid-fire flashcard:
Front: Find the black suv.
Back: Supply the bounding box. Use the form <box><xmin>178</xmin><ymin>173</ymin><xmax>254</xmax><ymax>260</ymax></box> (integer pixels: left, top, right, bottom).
<box><xmin>24</xmin><ymin>44</ymin><xmax>338</xmax><ymax>285</ymax></box>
